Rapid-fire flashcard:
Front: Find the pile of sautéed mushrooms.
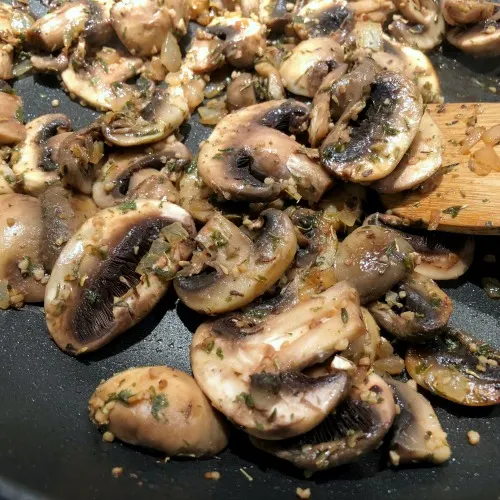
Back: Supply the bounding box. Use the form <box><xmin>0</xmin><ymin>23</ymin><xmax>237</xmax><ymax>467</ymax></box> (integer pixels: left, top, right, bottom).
<box><xmin>0</xmin><ymin>0</ymin><xmax>499</xmax><ymax>478</ymax></box>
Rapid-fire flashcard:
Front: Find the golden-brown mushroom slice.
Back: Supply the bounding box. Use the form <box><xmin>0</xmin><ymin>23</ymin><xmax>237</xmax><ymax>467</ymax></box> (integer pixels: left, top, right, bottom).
<box><xmin>198</xmin><ymin>100</ymin><xmax>332</xmax><ymax>203</ymax></box>
<box><xmin>406</xmin><ymin>328</ymin><xmax>500</xmax><ymax>406</ymax></box>
<box><xmin>191</xmin><ymin>281</ymin><xmax>365</xmax><ymax>439</ymax></box>
<box><xmin>45</xmin><ymin>200</ymin><xmax>196</xmax><ymax>355</ymax></box>
<box><xmin>369</xmin><ymin>272</ymin><xmax>453</xmax><ymax>342</ymax></box>
<box><xmin>0</xmin><ymin>193</ymin><xmax>48</xmax><ymax>305</ymax></box>
<box><xmin>442</xmin><ymin>0</ymin><xmax>495</xmax><ymax>26</ymax></box>
<box><xmin>364</xmin><ymin>213</ymin><xmax>475</xmax><ymax>280</ymax></box>
<box><xmin>387</xmin><ymin>378</ymin><xmax>451</xmax><ymax>466</ymax></box>
<box><xmin>174</xmin><ymin>210</ymin><xmax>297</xmax><ymax>314</ymax></box>
<box><xmin>334</xmin><ymin>225</ymin><xmax>416</xmax><ymax>304</ymax></box>
<box><xmin>251</xmin><ymin>373</ymin><xmax>396</xmax><ymax>471</ymax></box>
<box><xmin>89</xmin><ymin>366</ymin><xmax>229</xmax><ymax>457</ymax></box>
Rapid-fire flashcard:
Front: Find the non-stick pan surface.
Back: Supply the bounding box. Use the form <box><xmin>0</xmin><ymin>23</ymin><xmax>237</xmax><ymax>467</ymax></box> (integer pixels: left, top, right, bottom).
<box><xmin>1</xmin><ymin>3</ymin><xmax>500</xmax><ymax>499</ymax></box>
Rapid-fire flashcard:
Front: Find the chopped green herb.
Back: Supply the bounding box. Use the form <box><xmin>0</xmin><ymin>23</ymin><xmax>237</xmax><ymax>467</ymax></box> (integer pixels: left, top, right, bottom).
<box><xmin>185</xmin><ymin>156</ymin><xmax>198</xmax><ymax>174</ymax></box>
<box><xmin>255</xmin><ymin>422</ymin><xmax>264</xmax><ymax>431</ymax></box>
<box><xmin>204</xmin><ymin>340</ymin><xmax>215</xmax><ymax>354</ymax></box>
<box><xmin>106</xmin><ymin>389</ymin><xmax>133</xmax><ymax>405</ymax></box>
<box><xmin>383</xmin><ymin>124</ymin><xmax>399</xmax><ymax>136</ymax></box>
<box><xmin>15</xmin><ymin>106</ymin><xmax>23</xmax><ymax>123</ymax></box>
<box><xmin>117</xmin><ymin>200</ymin><xmax>137</xmax><ymax>213</ymax></box>
<box><xmin>216</xmin><ymin>347</ymin><xmax>224</xmax><ymax>360</ymax></box>
<box><xmin>429</xmin><ymin>295</ymin><xmax>441</xmax><ymax>308</ymax></box>
<box><xmin>415</xmin><ymin>362</ymin><xmax>429</xmax><ymax>375</ymax></box>
<box><xmin>235</xmin><ymin>392</ymin><xmax>254</xmax><ymax>408</ymax></box>
<box><xmin>444</xmin><ymin>336</ymin><xmax>460</xmax><ymax>351</ymax></box>
<box><xmin>84</xmin><ymin>289</ymin><xmax>99</xmax><ymax>304</ymax></box>
<box><xmin>442</xmin><ymin>205</ymin><xmax>464</xmax><ymax>218</ymax></box>
<box><xmin>150</xmin><ymin>387</ymin><xmax>169</xmax><ymax>420</ymax></box>
<box><xmin>211</xmin><ymin>230</ymin><xmax>228</xmax><ymax>248</ymax></box>
<box><xmin>341</xmin><ymin>308</ymin><xmax>349</xmax><ymax>324</ymax></box>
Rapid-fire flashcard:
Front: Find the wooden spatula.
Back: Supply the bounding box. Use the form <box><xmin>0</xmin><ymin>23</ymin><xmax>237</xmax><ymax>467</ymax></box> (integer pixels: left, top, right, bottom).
<box><xmin>381</xmin><ymin>102</ymin><xmax>500</xmax><ymax>235</ymax></box>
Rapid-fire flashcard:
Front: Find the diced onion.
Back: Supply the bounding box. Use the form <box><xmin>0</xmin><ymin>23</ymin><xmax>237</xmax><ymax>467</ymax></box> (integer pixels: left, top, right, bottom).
<box><xmin>161</xmin><ymin>32</ymin><xmax>182</xmax><ymax>73</ymax></box>
<box><xmin>374</xmin><ymin>355</ymin><xmax>405</xmax><ymax>375</ymax></box>
<box><xmin>482</xmin><ymin>277</ymin><xmax>500</xmax><ymax>299</ymax></box>
<box><xmin>482</xmin><ymin>124</ymin><xmax>500</xmax><ymax>146</ymax></box>
<box><xmin>12</xmin><ymin>58</ymin><xmax>32</xmax><ymax>77</ymax></box>
<box><xmin>469</xmin><ymin>145</ymin><xmax>500</xmax><ymax>176</ymax></box>
<box><xmin>0</xmin><ymin>279</ymin><xmax>9</xmax><ymax>310</ymax></box>
<box><xmin>459</xmin><ymin>126</ymin><xmax>484</xmax><ymax>154</ymax></box>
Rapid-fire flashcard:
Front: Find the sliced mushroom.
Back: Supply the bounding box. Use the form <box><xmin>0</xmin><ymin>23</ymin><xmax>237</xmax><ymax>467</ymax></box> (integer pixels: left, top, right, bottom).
<box><xmin>92</xmin><ymin>140</ymin><xmax>189</xmax><ymax>207</ymax></box>
<box><xmin>0</xmin><ymin>193</ymin><xmax>47</xmax><ymax>304</ymax></box>
<box><xmin>178</xmin><ymin>160</ymin><xmax>216</xmax><ymax>223</ymax></box>
<box><xmin>251</xmin><ymin>373</ymin><xmax>396</xmax><ymax>471</ymax></box>
<box><xmin>30</xmin><ymin>52</ymin><xmax>69</xmax><ymax>73</ymax></box>
<box><xmin>45</xmin><ymin>200</ymin><xmax>196</xmax><ymax>354</ymax></box>
<box><xmin>205</xmin><ymin>15</ymin><xmax>267</xmax><ymax>69</ymax></box>
<box><xmin>10</xmin><ymin>114</ymin><xmax>71</xmax><ymax>196</ymax></box>
<box><xmin>320</xmin><ymin>68</ymin><xmax>423</xmax><ymax>183</ymax></box>
<box><xmin>258</xmin><ymin>0</ymin><xmax>294</xmax><ymax>31</ymax></box>
<box><xmin>26</xmin><ymin>2</ymin><xmax>87</xmax><ymax>52</ymax></box>
<box><xmin>174</xmin><ymin>209</ymin><xmax>296</xmax><ymax>314</ymax></box>
<box><xmin>83</xmin><ymin>0</ymin><xmax>114</xmax><ymax>46</ymax></box>
<box><xmin>279</xmin><ymin>37</ymin><xmax>344</xmax><ymax>97</ymax></box>
<box><xmin>102</xmin><ymin>86</ymin><xmax>189</xmax><ymax>147</ymax></box>
<box><xmin>191</xmin><ymin>280</ymin><xmax>365</xmax><ymax>439</ymax></box>
<box><xmin>363</xmin><ymin>213</ymin><xmax>475</xmax><ymax>280</ymax></box>
<box><xmin>389</xmin><ymin>0</ymin><xmax>445</xmax><ymax>51</ymax></box>
<box><xmin>387</xmin><ymin>378</ymin><xmax>451</xmax><ymax>465</ymax></box>
<box><xmin>61</xmin><ymin>49</ymin><xmax>142</xmax><ymax>111</ymax></box>
<box><xmin>372</xmin><ymin>111</ymin><xmax>443</xmax><ymax>193</ymax></box>
<box><xmin>369</xmin><ymin>35</ymin><xmax>442</xmax><ymax>104</ymax></box>
<box><xmin>0</xmin><ymin>161</ymin><xmax>16</xmax><ymax>194</ymax></box>
<box><xmin>56</xmin><ymin>122</ymin><xmax>104</xmax><ymax>195</ymax></box>
<box><xmin>446</xmin><ymin>11</ymin><xmax>500</xmax><ymax>56</ymax></box>
<box><xmin>197</xmin><ymin>100</ymin><xmax>332</xmax><ymax>203</ymax></box>
<box><xmin>0</xmin><ymin>88</ymin><xmax>26</xmax><ymax>145</ymax></box>
<box><xmin>127</xmin><ymin>170</ymin><xmax>178</xmax><ymax>203</ymax></box>
<box><xmin>111</xmin><ymin>0</ymin><xmax>188</xmax><ymax>57</ymax></box>
<box><xmin>442</xmin><ymin>0</ymin><xmax>494</xmax><ymax>25</ymax></box>
<box><xmin>369</xmin><ymin>272</ymin><xmax>453</xmax><ymax>342</ymax></box>
<box><xmin>406</xmin><ymin>327</ymin><xmax>500</xmax><ymax>406</ymax></box>
<box><xmin>308</xmin><ymin>64</ymin><xmax>348</xmax><ymax>147</ymax></box>
<box><xmin>254</xmin><ymin>58</ymin><xmax>286</xmax><ymax>101</ymax></box>
<box><xmin>184</xmin><ymin>31</ymin><xmax>225</xmax><ymax>74</ymax></box>
<box><xmin>334</xmin><ymin>225</ymin><xmax>416</xmax><ymax>304</ymax></box>
<box><xmin>292</xmin><ymin>0</ymin><xmax>354</xmax><ymax>39</ymax></box>
<box><xmin>349</xmin><ymin>0</ymin><xmax>396</xmax><ymax>23</ymax></box>
<box><xmin>89</xmin><ymin>366</ymin><xmax>229</xmax><ymax>457</ymax></box>
<box><xmin>39</xmin><ymin>184</ymin><xmax>97</xmax><ymax>271</ymax></box>
<box><xmin>226</xmin><ymin>73</ymin><xmax>257</xmax><ymax>111</ymax></box>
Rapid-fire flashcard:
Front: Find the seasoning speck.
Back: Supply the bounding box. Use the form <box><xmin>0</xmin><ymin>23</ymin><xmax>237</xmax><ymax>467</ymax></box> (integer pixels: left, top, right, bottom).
<box><xmin>204</xmin><ymin>471</ymin><xmax>221</xmax><ymax>480</ymax></box>
<box><xmin>239</xmin><ymin>468</ymin><xmax>253</xmax><ymax>482</ymax></box>
<box><xmin>111</xmin><ymin>467</ymin><xmax>123</xmax><ymax>478</ymax></box>
<box><xmin>467</xmin><ymin>430</ymin><xmax>480</xmax><ymax>445</ymax></box>
<box><xmin>296</xmin><ymin>487</ymin><xmax>311</xmax><ymax>499</ymax></box>
<box><xmin>103</xmin><ymin>431</ymin><xmax>115</xmax><ymax>442</ymax></box>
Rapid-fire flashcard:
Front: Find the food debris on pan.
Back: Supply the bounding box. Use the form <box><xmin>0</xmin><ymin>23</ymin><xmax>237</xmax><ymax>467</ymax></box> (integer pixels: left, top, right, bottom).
<box><xmin>0</xmin><ymin>0</ymin><xmax>499</xmax><ymax>488</ymax></box>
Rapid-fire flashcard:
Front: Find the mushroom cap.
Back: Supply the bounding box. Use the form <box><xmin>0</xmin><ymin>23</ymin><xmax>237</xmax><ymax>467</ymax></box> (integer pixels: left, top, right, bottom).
<box><xmin>226</xmin><ymin>73</ymin><xmax>257</xmax><ymax>111</ymax></box>
<box><xmin>279</xmin><ymin>37</ymin><xmax>344</xmax><ymax>97</ymax></box>
<box><xmin>45</xmin><ymin>200</ymin><xmax>196</xmax><ymax>354</ymax></box>
<box><xmin>388</xmin><ymin>378</ymin><xmax>451</xmax><ymax>465</ymax></box>
<box><xmin>368</xmin><ymin>272</ymin><xmax>453</xmax><ymax>342</ymax></box>
<box><xmin>251</xmin><ymin>373</ymin><xmax>396</xmax><ymax>471</ymax></box>
<box><xmin>89</xmin><ymin>366</ymin><xmax>229</xmax><ymax>457</ymax></box>
<box><xmin>334</xmin><ymin>225</ymin><xmax>416</xmax><ymax>304</ymax></box>
<box><xmin>373</xmin><ymin>111</ymin><xmax>443</xmax><ymax>193</ymax></box>
<box><xmin>197</xmin><ymin>99</ymin><xmax>332</xmax><ymax>203</ymax></box>
<box><xmin>321</xmin><ymin>69</ymin><xmax>424</xmax><ymax>183</ymax></box>
<box><xmin>39</xmin><ymin>184</ymin><xmax>97</xmax><ymax>271</ymax></box>
<box><xmin>0</xmin><ymin>193</ymin><xmax>45</xmax><ymax>302</ymax></box>
<box><xmin>191</xmin><ymin>280</ymin><xmax>365</xmax><ymax>439</ymax></box>
<box><xmin>174</xmin><ymin>209</ymin><xmax>297</xmax><ymax>315</ymax></box>
<box><xmin>442</xmin><ymin>0</ymin><xmax>495</xmax><ymax>25</ymax></box>
<box><xmin>406</xmin><ymin>327</ymin><xmax>500</xmax><ymax>406</ymax></box>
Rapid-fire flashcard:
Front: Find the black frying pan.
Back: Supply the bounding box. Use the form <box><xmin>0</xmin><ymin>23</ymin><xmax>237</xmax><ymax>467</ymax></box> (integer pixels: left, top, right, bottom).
<box><xmin>1</xmin><ymin>3</ymin><xmax>500</xmax><ymax>499</ymax></box>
